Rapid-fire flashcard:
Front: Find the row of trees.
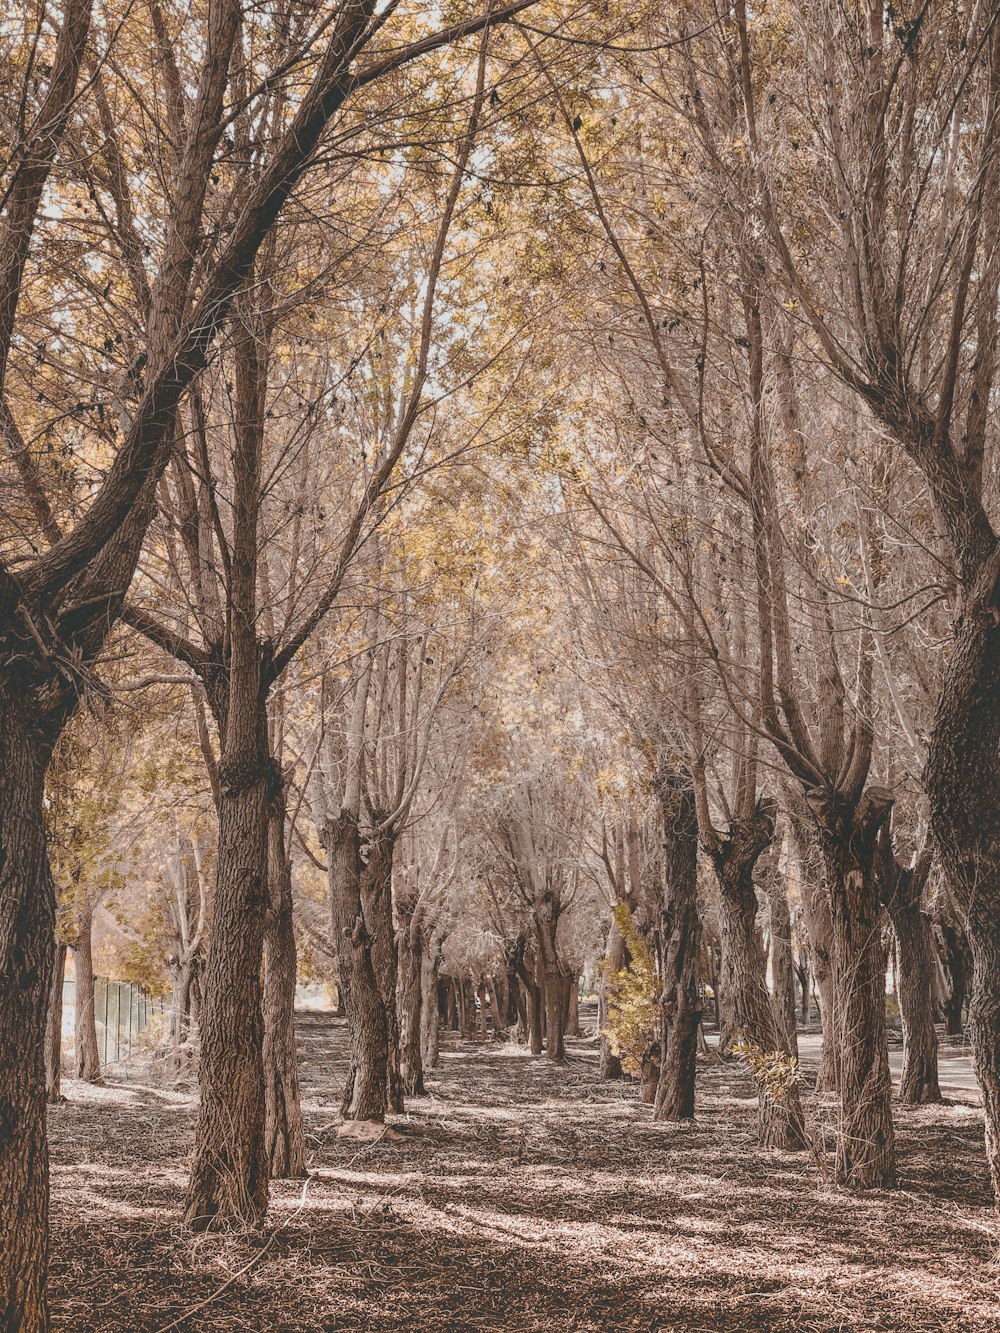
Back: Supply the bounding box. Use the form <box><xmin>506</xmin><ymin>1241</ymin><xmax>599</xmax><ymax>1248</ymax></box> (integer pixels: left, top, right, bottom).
<box><xmin>3</xmin><ymin>1</ymin><xmax>1000</xmax><ymax>1330</ymax></box>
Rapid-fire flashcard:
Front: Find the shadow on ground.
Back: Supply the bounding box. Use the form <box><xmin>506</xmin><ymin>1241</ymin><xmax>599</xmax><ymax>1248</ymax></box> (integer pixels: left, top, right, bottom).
<box><xmin>47</xmin><ymin>1012</ymin><xmax>1000</xmax><ymax>1332</ymax></box>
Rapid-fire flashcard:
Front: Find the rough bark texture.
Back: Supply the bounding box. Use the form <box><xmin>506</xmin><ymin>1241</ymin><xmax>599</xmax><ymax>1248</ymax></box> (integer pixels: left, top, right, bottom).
<box><xmin>0</xmin><ymin>712</ymin><xmax>56</xmax><ymax>1333</ymax></box>
<box><xmin>922</xmin><ymin>591</ymin><xmax>1000</xmax><ymax>1203</ymax></box>
<box><xmin>653</xmin><ymin>766</ymin><xmax>701</xmax><ymax>1122</ymax></box>
<box><xmin>814</xmin><ymin>790</ymin><xmax>896</xmax><ymax>1189</ymax></box>
<box><xmin>45</xmin><ymin>943</ymin><xmax>67</xmax><ymax>1105</ymax></box>
<box><xmin>184</xmin><ymin>723</ymin><xmax>273</xmax><ymax>1230</ymax></box>
<box><xmin>711</xmin><ymin>803</ymin><xmax>806</xmax><ymax>1149</ymax></box>
<box><xmin>263</xmin><ymin>796</ymin><xmax>307</xmax><ymax>1178</ymax></box>
<box><xmin>361</xmin><ymin>824</ymin><xmax>403</xmax><ymax>1112</ymax></box>
<box><xmin>327</xmin><ymin>812</ymin><xmax>388</xmax><ymax>1121</ymax></box>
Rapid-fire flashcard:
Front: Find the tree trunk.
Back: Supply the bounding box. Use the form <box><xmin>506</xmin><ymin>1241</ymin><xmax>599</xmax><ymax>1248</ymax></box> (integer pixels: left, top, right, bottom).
<box><xmin>891</xmin><ymin>898</ymin><xmax>942</xmax><ymax>1104</ymax></box>
<box><xmin>789</xmin><ymin>808</ymin><xmax>839</xmax><ymax>1089</ymax></box>
<box><xmin>816</xmin><ymin>789</ymin><xmax>896</xmax><ymax>1189</ymax></box>
<box><xmin>45</xmin><ymin>942</ymin><xmax>67</xmax><ymax>1105</ymax></box>
<box><xmin>326</xmin><ymin>812</ymin><xmax>388</xmax><ymax>1121</ymax></box>
<box><xmin>419</xmin><ymin>937</ymin><xmax>442</xmax><ymax>1072</ymax></box>
<box><xmin>937</xmin><ymin>920</ymin><xmax>970</xmax><ymax>1036</ymax></box>
<box><xmin>766</xmin><ymin>875</ymin><xmax>799</xmax><ymax>1061</ymax></box>
<box><xmin>516</xmin><ymin>953</ymin><xmax>544</xmax><ymax>1056</ymax></box>
<box><xmin>263</xmin><ymin>795</ymin><xmax>307</xmax><ymax>1178</ymax></box>
<box><xmin>566</xmin><ymin>975</ymin><xmax>580</xmax><ymax>1037</ymax></box>
<box><xmin>535</xmin><ymin>906</ymin><xmax>566</xmax><ymax>1064</ymax></box>
<box><xmin>716</xmin><ymin>919</ymin><xmax>737</xmax><ymax>1057</ymax></box>
<box><xmin>0</xmin><ymin>714</ymin><xmax>57</xmax><ymax>1332</ymax></box>
<box><xmin>794</xmin><ymin>953</ymin><xmax>810</xmax><ymax>1023</ymax></box>
<box><xmin>184</xmin><ymin>712</ymin><xmax>272</xmax><ymax>1230</ymax></box>
<box><xmin>397</xmin><ymin>905</ymin><xmax>426</xmax><ymax>1095</ymax></box>
<box><xmin>72</xmin><ymin>910</ymin><xmax>101</xmax><ymax>1082</ymax></box>
<box><xmin>171</xmin><ymin>958</ymin><xmax>196</xmax><ymax>1053</ymax></box>
<box><xmin>711</xmin><ymin>804</ymin><xmax>806</xmax><ymax>1149</ymax></box>
<box><xmin>487</xmin><ymin>976</ymin><xmax>505</xmax><ymax>1037</ymax></box>
<box><xmin>653</xmin><ymin>765</ymin><xmax>701</xmax><ymax>1122</ymax></box>
<box><xmin>599</xmin><ymin>912</ymin><xmax>626</xmax><ymax>1079</ymax></box>
<box><xmin>360</xmin><ymin>823</ymin><xmax>403</xmax><ymax>1113</ymax></box>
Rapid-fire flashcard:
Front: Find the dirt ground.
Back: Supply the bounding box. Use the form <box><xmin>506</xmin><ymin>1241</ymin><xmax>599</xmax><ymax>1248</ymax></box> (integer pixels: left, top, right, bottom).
<box><xmin>47</xmin><ymin>1012</ymin><xmax>1000</xmax><ymax>1332</ymax></box>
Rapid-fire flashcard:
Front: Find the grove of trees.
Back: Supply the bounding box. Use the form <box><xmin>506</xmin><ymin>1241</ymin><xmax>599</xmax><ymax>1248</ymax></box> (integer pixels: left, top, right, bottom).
<box><xmin>1</xmin><ymin>1</ymin><xmax>999</xmax><ymax>1329</ymax></box>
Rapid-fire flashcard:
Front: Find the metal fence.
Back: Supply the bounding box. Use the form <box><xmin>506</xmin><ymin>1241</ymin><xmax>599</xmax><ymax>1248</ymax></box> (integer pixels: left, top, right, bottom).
<box><xmin>62</xmin><ymin>976</ymin><xmax>169</xmax><ymax>1067</ymax></box>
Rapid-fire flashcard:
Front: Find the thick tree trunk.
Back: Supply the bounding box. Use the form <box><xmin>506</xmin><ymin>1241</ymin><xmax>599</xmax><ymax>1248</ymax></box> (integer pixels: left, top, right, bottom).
<box><xmin>360</xmin><ymin>823</ymin><xmax>403</xmax><ymax>1113</ymax></box>
<box><xmin>185</xmin><ymin>718</ymin><xmax>272</xmax><ymax>1230</ymax></box>
<box><xmin>765</xmin><ymin>874</ymin><xmax>799</xmax><ymax>1061</ymax></box>
<box><xmin>816</xmin><ymin>790</ymin><xmax>896</xmax><ymax>1189</ymax></box>
<box><xmin>923</xmin><ymin>591</ymin><xmax>1000</xmax><ymax>1202</ymax></box>
<box><xmin>72</xmin><ymin>910</ymin><xmax>101</xmax><ymax>1082</ymax></box>
<box><xmin>516</xmin><ymin>954</ymin><xmax>544</xmax><ymax>1056</ymax></box>
<box><xmin>890</xmin><ymin>898</ymin><xmax>942</xmax><ymax>1104</ymax></box>
<box><xmin>0</xmin><ymin>714</ymin><xmax>56</xmax><ymax>1332</ymax></box>
<box><xmin>711</xmin><ymin>804</ymin><xmax>806</xmax><ymax>1149</ymax></box>
<box><xmin>263</xmin><ymin>797</ymin><xmax>307</xmax><ymax>1178</ymax></box>
<box><xmin>653</xmin><ymin>766</ymin><xmax>701</xmax><ymax>1122</ymax></box>
<box><xmin>326</xmin><ymin>812</ymin><xmax>388</xmax><ymax>1121</ymax></box>
<box><xmin>397</xmin><ymin>905</ymin><xmax>426</xmax><ymax>1095</ymax></box>
<box><xmin>45</xmin><ymin>942</ymin><xmax>67</xmax><ymax>1104</ymax></box>
<box><xmin>535</xmin><ymin>906</ymin><xmax>566</xmax><ymax>1064</ymax></box>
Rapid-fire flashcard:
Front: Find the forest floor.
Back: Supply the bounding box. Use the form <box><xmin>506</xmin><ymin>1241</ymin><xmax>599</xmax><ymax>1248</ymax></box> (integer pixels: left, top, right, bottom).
<box><xmin>47</xmin><ymin>1012</ymin><xmax>1000</xmax><ymax>1332</ymax></box>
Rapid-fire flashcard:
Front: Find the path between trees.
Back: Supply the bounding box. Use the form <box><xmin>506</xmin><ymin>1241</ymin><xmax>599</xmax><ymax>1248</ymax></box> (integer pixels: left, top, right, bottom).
<box><xmin>794</xmin><ymin>1033</ymin><xmax>980</xmax><ymax>1102</ymax></box>
<box><xmin>47</xmin><ymin>1013</ymin><xmax>998</xmax><ymax>1332</ymax></box>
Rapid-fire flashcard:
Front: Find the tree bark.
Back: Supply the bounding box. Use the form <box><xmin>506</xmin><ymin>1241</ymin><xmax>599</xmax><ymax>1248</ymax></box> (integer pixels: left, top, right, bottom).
<box><xmin>878</xmin><ymin>834</ymin><xmax>941</xmax><ymax>1106</ymax></box>
<box><xmin>566</xmin><ymin>975</ymin><xmax>580</xmax><ymax>1037</ymax></box>
<box><xmin>263</xmin><ymin>793</ymin><xmax>307</xmax><ymax>1178</ymax></box>
<box><xmin>515</xmin><ymin>952</ymin><xmax>543</xmax><ymax>1056</ymax></box>
<box><xmin>535</xmin><ymin>904</ymin><xmax>566</xmax><ymax>1064</ymax></box>
<box><xmin>789</xmin><ymin>807</ymin><xmax>839</xmax><ymax>1089</ymax></box>
<box><xmin>360</xmin><ymin>822</ymin><xmax>403</xmax><ymax>1112</ymax></box>
<box><xmin>0</xmin><ymin>712</ymin><xmax>57</xmax><ymax>1332</ymax></box>
<box><xmin>891</xmin><ymin>900</ymin><xmax>942</xmax><ymax>1104</ymax></box>
<box><xmin>419</xmin><ymin>934</ymin><xmax>442</xmax><ymax>1072</ymax></box>
<box><xmin>326</xmin><ymin>812</ymin><xmax>388</xmax><ymax>1121</ymax></box>
<box><xmin>72</xmin><ymin>910</ymin><xmax>101</xmax><ymax>1082</ymax></box>
<box><xmin>814</xmin><ymin>789</ymin><xmax>896</xmax><ymax>1188</ymax></box>
<box><xmin>711</xmin><ymin>803</ymin><xmax>806</xmax><ymax>1149</ymax></box>
<box><xmin>653</xmin><ymin>765</ymin><xmax>701</xmax><ymax>1122</ymax></box>
<box><xmin>937</xmin><ymin>919</ymin><xmax>970</xmax><ymax>1036</ymax></box>
<box><xmin>45</xmin><ymin>943</ymin><xmax>67</xmax><ymax>1103</ymax></box>
<box><xmin>184</xmin><ymin>713</ymin><xmax>272</xmax><ymax>1230</ymax></box>
<box><xmin>766</xmin><ymin>873</ymin><xmax>799</xmax><ymax>1062</ymax></box>
<box><xmin>598</xmin><ymin>912</ymin><xmax>626</xmax><ymax>1079</ymax></box>
<box><xmin>397</xmin><ymin>903</ymin><xmax>426</xmax><ymax>1095</ymax></box>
